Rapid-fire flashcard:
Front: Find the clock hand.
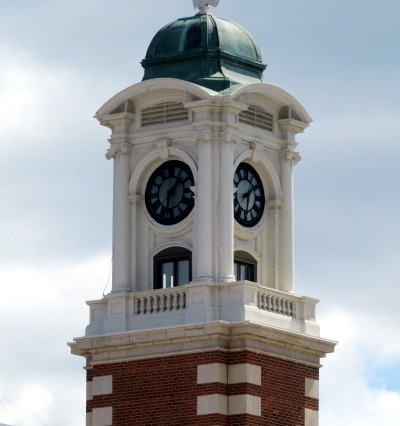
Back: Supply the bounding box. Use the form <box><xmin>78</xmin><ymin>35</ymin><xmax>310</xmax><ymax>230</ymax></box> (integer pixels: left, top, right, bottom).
<box><xmin>166</xmin><ymin>179</ymin><xmax>179</xmax><ymax>207</ymax></box>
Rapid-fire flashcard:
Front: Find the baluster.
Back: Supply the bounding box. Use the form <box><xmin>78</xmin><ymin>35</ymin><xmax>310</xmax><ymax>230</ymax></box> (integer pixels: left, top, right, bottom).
<box><xmin>282</xmin><ymin>299</ymin><xmax>287</xmax><ymax>315</ymax></box>
<box><xmin>291</xmin><ymin>301</ymin><xmax>296</xmax><ymax>318</ymax></box>
<box><xmin>137</xmin><ymin>298</ymin><xmax>141</xmax><ymax>315</ymax></box>
<box><xmin>183</xmin><ymin>292</ymin><xmax>186</xmax><ymax>309</ymax></box>
<box><xmin>280</xmin><ymin>299</ymin><xmax>284</xmax><ymax>314</ymax></box>
<box><xmin>287</xmin><ymin>300</ymin><xmax>292</xmax><ymax>316</ymax></box>
<box><xmin>163</xmin><ymin>294</ymin><xmax>167</xmax><ymax>311</ymax></box>
<box><xmin>169</xmin><ymin>294</ymin><xmax>174</xmax><ymax>310</ymax></box>
<box><xmin>143</xmin><ymin>297</ymin><xmax>148</xmax><ymax>314</ymax></box>
<box><xmin>272</xmin><ymin>297</ymin><xmax>277</xmax><ymax>313</ymax></box>
<box><xmin>267</xmin><ymin>295</ymin><xmax>272</xmax><ymax>311</ymax></box>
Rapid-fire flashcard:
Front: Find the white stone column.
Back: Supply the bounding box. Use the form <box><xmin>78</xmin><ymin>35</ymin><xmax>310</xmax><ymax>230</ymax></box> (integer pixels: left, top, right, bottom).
<box><xmin>107</xmin><ymin>143</ymin><xmax>131</xmax><ymax>293</ymax></box>
<box><xmin>193</xmin><ymin>131</ymin><xmax>214</xmax><ymax>282</ymax></box>
<box><xmin>128</xmin><ymin>194</ymin><xmax>142</xmax><ymax>292</ymax></box>
<box><xmin>219</xmin><ymin>132</ymin><xmax>235</xmax><ymax>282</ymax></box>
<box><xmin>279</xmin><ymin>145</ymin><xmax>300</xmax><ymax>293</ymax></box>
<box><xmin>267</xmin><ymin>200</ymin><xmax>282</xmax><ymax>289</ymax></box>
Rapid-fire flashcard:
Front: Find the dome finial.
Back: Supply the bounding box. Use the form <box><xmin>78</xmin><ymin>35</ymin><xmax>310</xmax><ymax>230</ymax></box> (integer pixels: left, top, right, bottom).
<box><xmin>193</xmin><ymin>0</ymin><xmax>220</xmax><ymax>14</ymax></box>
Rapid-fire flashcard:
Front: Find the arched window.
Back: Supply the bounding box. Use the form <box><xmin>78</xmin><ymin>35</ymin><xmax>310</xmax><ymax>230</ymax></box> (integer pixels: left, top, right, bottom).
<box><xmin>154</xmin><ymin>247</ymin><xmax>192</xmax><ymax>289</ymax></box>
<box><xmin>234</xmin><ymin>251</ymin><xmax>257</xmax><ymax>282</ymax></box>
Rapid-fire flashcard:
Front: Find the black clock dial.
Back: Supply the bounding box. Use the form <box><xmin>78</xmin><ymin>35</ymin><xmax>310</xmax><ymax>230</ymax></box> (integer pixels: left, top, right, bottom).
<box><xmin>234</xmin><ymin>163</ymin><xmax>265</xmax><ymax>227</ymax></box>
<box><xmin>145</xmin><ymin>161</ymin><xmax>195</xmax><ymax>225</ymax></box>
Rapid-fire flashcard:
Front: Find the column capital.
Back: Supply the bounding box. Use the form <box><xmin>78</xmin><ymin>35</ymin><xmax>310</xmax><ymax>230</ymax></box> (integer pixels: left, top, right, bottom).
<box><xmin>197</xmin><ymin>130</ymin><xmax>212</xmax><ymax>143</ymax></box>
<box><xmin>220</xmin><ymin>130</ymin><xmax>234</xmax><ymax>144</ymax></box>
<box><xmin>106</xmin><ymin>142</ymin><xmax>131</xmax><ymax>160</ymax></box>
<box><xmin>279</xmin><ymin>145</ymin><xmax>301</xmax><ymax>165</ymax></box>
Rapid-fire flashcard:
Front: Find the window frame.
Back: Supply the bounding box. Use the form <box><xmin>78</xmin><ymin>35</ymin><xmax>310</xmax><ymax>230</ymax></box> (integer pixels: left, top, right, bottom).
<box><xmin>153</xmin><ymin>247</ymin><xmax>192</xmax><ymax>289</ymax></box>
<box><xmin>234</xmin><ymin>251</ymin><xmax>257</xmax><ymax>282</ymax></box>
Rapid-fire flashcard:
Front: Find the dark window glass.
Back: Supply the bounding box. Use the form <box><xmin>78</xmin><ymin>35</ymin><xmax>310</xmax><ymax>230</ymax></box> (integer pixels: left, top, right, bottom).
<box><xmin>234</xmin><ymin>251</ymin><xmax>257</xmax><ymax>282</ymax></box>
<box><xmin>154</xmin><ymin>247</ymin><xmax>192</xmax><ymax>289</ymax></box>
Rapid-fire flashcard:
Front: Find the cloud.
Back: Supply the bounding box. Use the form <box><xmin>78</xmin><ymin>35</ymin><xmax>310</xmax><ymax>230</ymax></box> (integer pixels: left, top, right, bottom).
<box><xmin>0</xmin><ymin>384</ymin><xmax>53</xmax><ymax>426</ymax></box>
<box><xmin>320</xmin><ymin>309</ymin><xmax>400</xmax><ymax>426</ymax></box>
<box><xmin>0</xmin><ymin>255</ymin><xmax>111</xmax><ymax>426</ymax></box>
<box><xmin>0</xmin><ymin>44</ymin><xmax>113</xmax><ymax>266</ymax></box>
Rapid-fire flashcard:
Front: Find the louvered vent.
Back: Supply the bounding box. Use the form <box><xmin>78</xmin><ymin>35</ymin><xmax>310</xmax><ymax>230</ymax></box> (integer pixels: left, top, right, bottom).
<box><xmin>141</xmin><ymin>102</ymin><xmax>188</xmax><ymax>127</ymax></box>
<box><xmin>239</xmin><ymin>105</ymin><xmax>274</xmax><ymax>132</ymax></box>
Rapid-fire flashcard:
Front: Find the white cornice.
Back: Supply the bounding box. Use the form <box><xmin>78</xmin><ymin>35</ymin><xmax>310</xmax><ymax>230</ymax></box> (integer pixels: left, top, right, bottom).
<box><xmin>69</xmin><ymin>321</ymin><xmax>336</xmax><ymax>368</ymax></box>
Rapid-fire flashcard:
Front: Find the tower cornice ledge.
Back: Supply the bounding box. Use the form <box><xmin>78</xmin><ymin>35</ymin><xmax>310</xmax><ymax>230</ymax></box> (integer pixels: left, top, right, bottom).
<box><xmin>69</xmin><ymin>321</ymin><xmax>336</xmax><ymax>368</ymax></box>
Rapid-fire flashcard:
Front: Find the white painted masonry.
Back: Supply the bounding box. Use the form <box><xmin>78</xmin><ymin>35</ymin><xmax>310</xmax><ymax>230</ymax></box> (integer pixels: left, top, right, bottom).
<box><xmin>87</xmin><ymin>381</ymin><xmax>93</xmax><ymax>401</ymax></box>
<box><xmin>305</xmin><ymin>378</ymin><xmax>319</xmax><ymax>400</ymax></box>
<box><xmin>197</xmin><ymin>393</ymin><xmax>261</xmax><ymax>416</ymax></box>
<box><xmin>228</xmin><ymin>363</ymin><xmax>261</xmax><ymax>386</ymax></box>
<box><xmin>198</xmin><ymin>363</ymin><xmax>227</xmax><ymax>384</ymax></box>
<box><xmin>93</xmin><ymin>375</ymin><xmax>113</xmax><ymax>396</ymax></box>
<box><xmin>305</xmin><ymin>408</ymin><xmax>319</xmax><ymax>426</ymax></box>
<box><xmin>197</xmin><ymin>394</ymin><xmax>228</xmax><ymax>415</ymax></box>
<box><xmin>228</xmin><ymin>395</ymin><xmax>262</xmax><ymax>417</ymax></box>
<box><xmin>92</xmin><ymin>407</ymin><xmax>113</xmax><ymax>426</ymax></box>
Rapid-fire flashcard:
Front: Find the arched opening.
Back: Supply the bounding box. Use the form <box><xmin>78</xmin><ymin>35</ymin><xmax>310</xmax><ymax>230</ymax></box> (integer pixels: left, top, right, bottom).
<box><xmin>154</xmin><ymin>247</ymin><xmax>192</xmax><ymax>289</ymax></box>
<box><xmin>234</xmin><ymin>250</ymin><xmax>257</xmax><ymax>282</ymax></box>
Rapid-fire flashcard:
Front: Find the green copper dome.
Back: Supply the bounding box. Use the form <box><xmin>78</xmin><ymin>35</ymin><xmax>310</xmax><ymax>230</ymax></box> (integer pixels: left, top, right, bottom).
<box><xmin>141</xmin><ymin>12</ymin><xmax>267</xmax><ymax>92</ymax></box>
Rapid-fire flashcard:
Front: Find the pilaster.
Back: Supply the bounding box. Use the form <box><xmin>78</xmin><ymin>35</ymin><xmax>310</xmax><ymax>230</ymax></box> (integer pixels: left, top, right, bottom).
<box><xmin>107</xmin><ymin>142</ymin><xmax>132</xmax><ymax>293</ymax></box>
<box><xmin>193</xmin><ymin>130</ymin><xmax>214</xmax><ymax>283</ymax></box>
<box><xmin>219</xmin><ymin>130</ymin><xmax>235</xmax><ymax>282</ymax></box>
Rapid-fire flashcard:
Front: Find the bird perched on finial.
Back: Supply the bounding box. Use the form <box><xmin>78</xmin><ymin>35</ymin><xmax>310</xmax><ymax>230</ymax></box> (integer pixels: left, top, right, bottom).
<box><xmin>193</xmin><ymin>0</ymin><xmax>220</xmax><ymax>13</ymax></box>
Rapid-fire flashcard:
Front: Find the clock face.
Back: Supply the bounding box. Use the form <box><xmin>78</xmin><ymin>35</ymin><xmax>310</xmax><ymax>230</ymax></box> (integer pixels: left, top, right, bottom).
<box><xmin>145</xmin><ymin>161</ymin><xmax>195</xmax><ymax>225</ymax></box>
<box><xmin>234</xmin><ymin>163</ymin><xmax>265</xmax><ymax>227</ymax></box>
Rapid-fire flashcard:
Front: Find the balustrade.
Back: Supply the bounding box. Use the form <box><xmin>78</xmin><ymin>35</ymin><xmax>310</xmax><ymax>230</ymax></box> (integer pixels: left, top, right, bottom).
<box><xmin>135</xmin><ymin>288</ymin><xmax>187</xmax><ymax>316</ymax></box>
<box><xmin>258</xmin><ymin>290</ymin><xmax>296</xmax><ymax>317</ymax></box>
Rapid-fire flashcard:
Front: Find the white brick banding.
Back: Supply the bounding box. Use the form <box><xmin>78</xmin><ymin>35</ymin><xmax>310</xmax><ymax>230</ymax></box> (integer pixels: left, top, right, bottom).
<box><xmin>228</xmin><ymin>395</ymin><xmax>261</xmax><ymax>416</ymax></box>
<box><xmin>92</xmin><ymin>407</ymin><xmax>113</xmax><ymax>426</ymax></box>
<box><xmin>197</xmin><ymin>394</ymin><xmax>228</xmax><ymax>415</ymax></box>
<box><xmin>228</xmin><ymin>363</ymin><xmax>261</xmax><ymax>386</ymax></box>
<box><xmin>93</xmin><ymin>375</ymin><xmax>113</xmax><ymax>396</ymax></box>
<box><xmin>305</xmin><ymin>378</ymin><xmax>319</xmax><ymax>399</ymax></box>
<box><xmin>198</xmin><ymin>363</ymin><xmax>227</xmax><ymax>384</ymax></box>
<box><xmin>305</xmin><ymin>408</ymin><xmax>318</xmax><ymax>426</ymax></box>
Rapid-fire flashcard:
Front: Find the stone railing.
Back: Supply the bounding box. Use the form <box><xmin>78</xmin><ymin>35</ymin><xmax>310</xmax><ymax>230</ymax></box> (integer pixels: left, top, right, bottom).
<box><xmin>85</xmin><ymin>281</ymin><xmax>319</xmax><ymax>337</ymax></box>
<box><xmin>135</xmin><ymin>288</ymin><xmax>187</xmax><ymax>315</ymax></box>
<box><xmin>257</xmin><ymin>289</ymin><xmax>296</xmax><ymax>317</ymax></box>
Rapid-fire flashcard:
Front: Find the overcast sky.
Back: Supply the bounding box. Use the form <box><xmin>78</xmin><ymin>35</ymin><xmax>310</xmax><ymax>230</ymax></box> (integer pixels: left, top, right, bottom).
<box><xmin>0</xmin><ymin>1</ymin><xmax>399</xmax><ymax>425</ymax></box>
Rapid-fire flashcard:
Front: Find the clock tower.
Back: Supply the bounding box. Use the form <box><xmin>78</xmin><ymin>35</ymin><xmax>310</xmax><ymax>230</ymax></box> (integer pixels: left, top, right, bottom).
<box><xmin>70</xmin><ymin>2</ymin><xmax>336</xmax><ymax>425</ymax></box>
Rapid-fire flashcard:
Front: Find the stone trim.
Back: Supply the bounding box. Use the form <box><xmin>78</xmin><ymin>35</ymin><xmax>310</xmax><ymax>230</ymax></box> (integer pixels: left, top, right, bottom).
<box><xmin>197</xmin><ymin>394</ymin><xmax>228</xmax><ymax>415</ymax></box>
<box><xmin>71</xmin><ymin>321</ymin><xmax>336</xmax><ymax>369</ymax></box>
<box><xmin>92</xmin><ymin>407</ymin><xmax>113</xmax><ymax>426</ymax></box>
<box><xmin>305</xmin><ymin>378</ymin><xmax>319</xmax><ymax>400</ymax></box>
<box><xmin>87</xmin><ymin>381</ymin><xmax>93</xmax><ymax>401</ymax></box>
<box><xmin>93</xmin><ymin>375</ymin><xmax>113</xmax><ymax>396</ymax></box>
<box><xmin>86</xmin><ymin>412</ymin><xmax>93</xmax><ymax>426</ymax></box>
<box><xmin>228</xmin><ymin>363</ymin><xmax>261</xmax><ymax>386</ymax></box>
<box><xmin>228</xmin><ymin>395</ymin><xmax>262</xmax><ymax>416</ymax></box>
<box><xmin>198</xmin><ymin>363</ymin><xmax>227</xmax><ymax>384</ymax></box>
<box><xmin>305</xmin><ymin>408</ymin><xmax>319</xmax><ymax>426</ymax></box>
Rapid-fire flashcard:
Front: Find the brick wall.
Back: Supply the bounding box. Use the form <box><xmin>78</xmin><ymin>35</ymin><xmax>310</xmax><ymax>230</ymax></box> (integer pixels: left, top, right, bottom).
<box><xmin>86</xmin><ymin>351</ymin><xmax>319</xmax><ymax>426</ymax></box>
